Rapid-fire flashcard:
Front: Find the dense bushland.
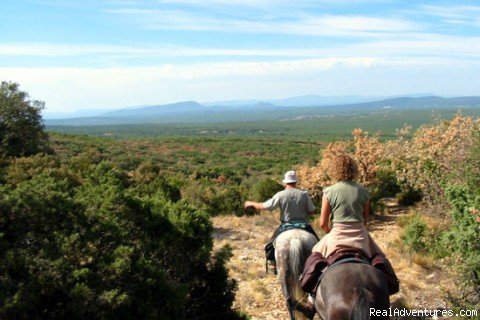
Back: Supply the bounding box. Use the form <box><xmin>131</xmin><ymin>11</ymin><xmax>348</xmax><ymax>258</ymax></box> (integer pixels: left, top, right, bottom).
<box><xmin>0</xmin><ymin>83</ymin><xmax>247</xmax><ymax>320</ymax></box>
<box><xmin>47</xmin><ymin>107</ymin><xmax>480</xmax><ymax>141</ymax></box>
<box><xmin>0</xmin><ymin>156</ymin><xmax>246</xmax><ymax>319</ymax></box>
<box><xmin>389</xmin><ymin>116</ymin><xmax>479</xmax><ymax>304</ymax></box>
<box><xmin>47</xmin><ymin>133</ymin><xmax>321</xmax><ymax>217</ymax></box>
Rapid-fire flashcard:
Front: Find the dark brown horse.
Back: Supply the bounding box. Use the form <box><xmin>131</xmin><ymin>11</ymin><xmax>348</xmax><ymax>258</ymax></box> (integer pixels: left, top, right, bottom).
<box><xmin>275</xmin><ymin>229</ymin><xmax>318</xmax><ymax>320</ymax></box>
<box><xmin>314</xmin><ymin>262</ymin><xmax>390</xmax><ymax>320</ymax></box>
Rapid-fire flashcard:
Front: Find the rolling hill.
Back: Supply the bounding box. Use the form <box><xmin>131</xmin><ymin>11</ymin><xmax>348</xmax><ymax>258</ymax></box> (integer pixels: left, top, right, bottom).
<box><xmin>45</xmin><ymin>95</ymin><xmax>480</xmax><ymax>126</ymax></box>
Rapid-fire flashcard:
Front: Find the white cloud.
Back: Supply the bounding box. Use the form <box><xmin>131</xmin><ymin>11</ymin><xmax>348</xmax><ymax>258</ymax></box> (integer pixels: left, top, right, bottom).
<box><xmin>153</xmin><ymin>0</ymin><xmax>388</xmax><ymax>9</ymax></box>
<box><xmin>0</xmin><ymin>42</ymin><xmax>338</xmax><ymax>59</ymax></box>
<box><xmin>3</xmin><ymin>55</ymin><xmax>478</xmax><ymax>112</ymax></box>
<box><xmin>1</xmin><ymin>57</ymin><xmax>386</xmax><ymax>84</ymax></box>
<box><xmin>309</xmin><ymin>15</ymin><xmax>416</xmax><ymax>33</ymax></box>
<box><xmin>347</xmin><ymin>35</ymin><xmax>480</xmax><ymax>60</ymax></box>
<box><xmin>106</xmin><ymin>8</ymin><xmax>418</xmax><ymax>37</ymax></box>
<box><xmin>420</xmin><ymin>5</ymin><xmax>480</xmax><ymax>26</ymax></box>
<box><xmin>0</xmin><ymin>43</ymin><xmax>142</xmax><ymax>57</ymax></box>
<box><xmin>3</xmin><ymin>33</ymin><xmax>480</xmax><ymax>61</ymax></box>
<box><xmin>421</xmin><ymin>5</ymin><xmax>480</xmax><ymax>18</ymax></box>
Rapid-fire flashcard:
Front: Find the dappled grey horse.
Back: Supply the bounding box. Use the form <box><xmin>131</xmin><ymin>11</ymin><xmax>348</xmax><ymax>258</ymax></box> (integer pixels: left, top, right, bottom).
<box><xmin>314</xmin><ymin>263</ymin><xmax>390</xmax><ymax>320</ymax></box>
<box><xmin>274</xmin><ymin>228</ymin><xmax>318</xmax><ymax>320</ymax></box>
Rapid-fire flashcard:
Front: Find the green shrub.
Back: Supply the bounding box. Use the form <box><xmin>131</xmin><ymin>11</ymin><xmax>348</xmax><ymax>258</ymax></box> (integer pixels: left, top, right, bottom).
<box><xmin>0</xmin><ymin>157</ymin><xmax>246</xmax><ymax>319</ymax></box>
<box><xmin>369</xmin><ymin>169</ymin><xmax>400</xmax><ymax>202</ymax></box>
<box><xmin>397</xmin><ymin>186</ymin><xmax>423</xmax><ymax>206</ymax></box>
<box><xmin>213</xmin><ymin>185</ymin><xmax>244</xmax><ymax>216</ymax></box>
<box><xmin>401</xmin><ymin>214</ymin><xmax>428</xmax><ymax>252</ymax></box>
<box><xmin>249</xmin><ymin>178</ymin><xmax>283</xmax><ymax>202</ymax></box>
<box><xmin>439</xmin><ymin>129</ymin><xmax>480</xmax><ymax>300</ymax></box>
<box><xmin>442</xmin><ymin>185</ymin><xmax>480</xmax><ymax>294</ymax></box>
<box><xmin>181</xmin><ymin>178</ymin><xmax>245</xmax><ymax>216</ymax></box>
<box><xmin>129</xmin><ymin>162</ymin><xmax>181</xmax><ymax>202</ymax></box>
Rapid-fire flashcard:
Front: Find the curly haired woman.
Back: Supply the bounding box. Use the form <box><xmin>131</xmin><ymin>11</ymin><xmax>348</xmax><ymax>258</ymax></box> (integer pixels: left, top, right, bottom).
<box><xmin>313</xmin><ymin>153</ymin><xmax>382</xmax><ymax>257</ymax></box>
<box><xmin>303</xmin><ymin>153</ymin><xmax>398</xmax><ymax>295</ymax></box>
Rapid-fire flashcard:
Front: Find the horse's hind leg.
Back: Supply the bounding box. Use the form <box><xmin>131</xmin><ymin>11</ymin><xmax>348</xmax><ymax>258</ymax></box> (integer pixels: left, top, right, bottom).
<box><xmin>287</xmin><ymin>297</ymin><xmax>297</xmax><ymax>320</ymax></box>
<box><xmin>282</xmin><ymin>275</ymin><xmax>314</xmax><ymax>320</ymax></box>
<box><xmin>277</xmin><ymin>262</ymin><xmax>297</xmax><ymax>320</ymax></box>
<box><xmin>278</xmin><ymin>266</ymin><xmax>296</xmax><ymax>319</ymax></box>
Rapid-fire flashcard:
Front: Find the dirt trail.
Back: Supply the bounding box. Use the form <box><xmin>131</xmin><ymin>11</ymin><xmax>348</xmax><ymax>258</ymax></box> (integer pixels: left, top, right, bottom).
<box><xmin>212</xmin><ymin>198</ymin><xmax>454</xmax><ymax>319</ymax></box>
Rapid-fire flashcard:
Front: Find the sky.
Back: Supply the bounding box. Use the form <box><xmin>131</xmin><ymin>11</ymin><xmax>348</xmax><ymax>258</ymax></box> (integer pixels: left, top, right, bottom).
<box><xmin>1</xmin><ymin>0</ymin><xmax>480</xmax><ymax>113</ymax></box>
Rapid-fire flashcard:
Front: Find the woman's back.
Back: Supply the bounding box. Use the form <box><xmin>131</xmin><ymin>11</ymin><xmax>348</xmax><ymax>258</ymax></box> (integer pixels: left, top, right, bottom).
<box><xmin>324</xmin><ymin>181</ymin><xmax>369</xmax><ymax>223</ymax></box>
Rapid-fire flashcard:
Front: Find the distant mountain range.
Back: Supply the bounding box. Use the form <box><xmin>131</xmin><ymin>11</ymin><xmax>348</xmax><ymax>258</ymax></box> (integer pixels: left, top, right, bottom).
<box><xmin>45</xmin><ymin>95</ymin><xmax>480</xmax><ymax>126</ymax></box>
<box><xmin>202</xmin><ymin>93</ymin><xmax>435</xmax><ymax>108</ymax></box>
<box><xmin>43</xmin><ymin>94</ymin><xmax>427</xmax><ymax>119</ymax></box>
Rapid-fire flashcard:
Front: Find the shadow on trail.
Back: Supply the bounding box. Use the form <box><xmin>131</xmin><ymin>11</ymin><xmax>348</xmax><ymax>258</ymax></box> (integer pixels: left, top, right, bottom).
<box><xmin>212</xmin><ymin>226</ymin><xmax>237</xmax><ymax>240</ymax></box>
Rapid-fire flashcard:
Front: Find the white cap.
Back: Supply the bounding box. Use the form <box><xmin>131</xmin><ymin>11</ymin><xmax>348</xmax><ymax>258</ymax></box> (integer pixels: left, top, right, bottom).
<box><xmin>282</xmin><ymin>171</ymin><xmax>298</xmax><ymax>184</ymax></box>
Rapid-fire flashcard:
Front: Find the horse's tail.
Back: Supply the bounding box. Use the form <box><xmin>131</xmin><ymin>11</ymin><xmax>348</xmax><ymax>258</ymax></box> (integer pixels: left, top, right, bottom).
<box><xmin>289</xmin><ymin>238</ymin><xmax>304</xmax><ymax>297</ymax></box>
<box><xmin>349</xmin><ymin>288</ymin><xmax>370</xmax><ymax>320</ymax></box>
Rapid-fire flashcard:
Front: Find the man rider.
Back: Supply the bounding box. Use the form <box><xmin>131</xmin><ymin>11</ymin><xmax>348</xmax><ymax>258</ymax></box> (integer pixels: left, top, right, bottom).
<box><xmin>244</xmin><ymin>170</ymin><xmax>318</xmax><ymax>274</ymax></box>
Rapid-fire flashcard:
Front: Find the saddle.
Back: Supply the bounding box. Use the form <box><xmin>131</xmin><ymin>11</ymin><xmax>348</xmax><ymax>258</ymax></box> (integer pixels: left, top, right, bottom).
<box><xmin>300</xmin><ymin>250</ymin><xmax>367</xmax><ymax>294</ymax></box>
<box><xmin>300</xmin><ymin>249</ymin><xmax>399</xmax><ymax>295</ymax></box>
<box><xmin>279</xmin><ymin>222</ymin><xmax>318</xmax><ymax>237</ymax></box>
<box><xmin>265</xmin><ymin>222</ymin><xmax>318</xmax><ymax>263</ymax></box>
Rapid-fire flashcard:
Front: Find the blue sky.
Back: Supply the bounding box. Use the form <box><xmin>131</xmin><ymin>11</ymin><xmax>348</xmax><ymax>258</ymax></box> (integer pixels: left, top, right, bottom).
<box><xmin>1</xmin><ymin>0</ymin><xmax>480</xmax><ymax>113</ymax></box>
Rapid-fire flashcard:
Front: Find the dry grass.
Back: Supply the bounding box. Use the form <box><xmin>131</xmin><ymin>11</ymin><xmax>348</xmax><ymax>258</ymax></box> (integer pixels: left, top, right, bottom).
<box><xmin>411</xmin><ymin>253</ymin><xmax>437</xmax><ymax>270</ymax></box>
<box><xmin>213</xmin><ymin>211</ymin><xmax>290</xmax><ymax>318</ymax></box>
<box><xmin>383</xmin><ymin>207</ymin><xmax>460</xmax><ymax>312</ymax></box>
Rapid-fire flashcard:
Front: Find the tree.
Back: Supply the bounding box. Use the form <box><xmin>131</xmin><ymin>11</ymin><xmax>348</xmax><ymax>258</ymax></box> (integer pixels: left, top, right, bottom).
<box><xmin>0</xmin><ymin>81</ymin><xmax>49</xmax><ymax>158</ymax></box>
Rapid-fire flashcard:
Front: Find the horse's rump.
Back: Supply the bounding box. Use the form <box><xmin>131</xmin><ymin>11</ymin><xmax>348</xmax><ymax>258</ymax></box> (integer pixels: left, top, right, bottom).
<box><xmin>274</xmin><ymin>229</ymin><xmax>318</xmax><ymax>320</ymax></box>
<box><xmin>317</xmin><ymin>263</ymin><xmax>390</xmax><ymax>320</ymax></box>
<box><xmin>275</xmin><ymin>229</ymin><xmax>318</xmax><ymax>282</ymax></box>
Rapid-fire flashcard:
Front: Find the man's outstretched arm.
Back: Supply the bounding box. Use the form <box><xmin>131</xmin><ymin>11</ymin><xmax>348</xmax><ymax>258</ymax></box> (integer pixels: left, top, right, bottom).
<box><xmin>244</xmin><ymin>201</ymin><xmax>265</xmax><ymax>210</ymax></box>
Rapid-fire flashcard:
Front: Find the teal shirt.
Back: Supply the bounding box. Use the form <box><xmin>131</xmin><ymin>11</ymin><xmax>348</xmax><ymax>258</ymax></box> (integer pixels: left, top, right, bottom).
<box><xmin>263</xmin><ymin>188</ymin><xmax>315</xmax><ymax>223</ymax></box>
<box><xmin>324</xmin><ymin>181</ymin><xmax>369</xmax><ymax>223</ymax></box>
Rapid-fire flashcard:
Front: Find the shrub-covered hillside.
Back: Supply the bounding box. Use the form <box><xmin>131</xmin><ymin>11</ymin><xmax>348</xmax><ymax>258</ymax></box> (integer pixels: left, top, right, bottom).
<box><xmin>0</xmin><ymin>82</ymin><xmax>247</xmax><ymax>320</ymax></box>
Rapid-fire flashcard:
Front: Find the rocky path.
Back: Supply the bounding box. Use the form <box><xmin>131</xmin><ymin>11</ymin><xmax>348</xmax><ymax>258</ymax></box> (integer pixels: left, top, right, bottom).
<box><xmin>212</xmin><ymin>198</ymin><xmax>454</xmax><ymax>319</ymax></box>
